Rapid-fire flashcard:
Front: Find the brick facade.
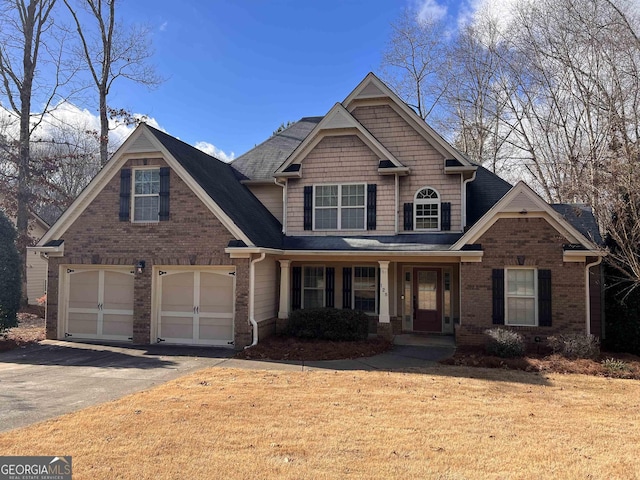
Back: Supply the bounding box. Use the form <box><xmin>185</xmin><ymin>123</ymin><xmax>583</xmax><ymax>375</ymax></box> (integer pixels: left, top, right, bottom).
<box><xmin>458</xmin><ymin>217</ymin><xmax>587</xmax><ymax>346</ymax></box>
<box><xmin>46</xmin><ymin>157</ymin><xmax>252</xmax><ymax>349</ymax></box>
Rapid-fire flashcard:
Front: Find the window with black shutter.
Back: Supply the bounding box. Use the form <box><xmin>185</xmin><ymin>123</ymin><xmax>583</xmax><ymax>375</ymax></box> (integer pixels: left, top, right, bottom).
<box><xmin>538</xmin><ymin>269</ymin><xmax>552</xmax><ymax>326</ymax></box>
<box><xmin>366</xmin><ymin>184</ymin><xmax>377</xmax><ymax>230</ymax></box>
<box><xmin>159</xmin><ymin>167</ymin><xmax>170</xmax><ymax>221</ymax></box>
<box><xmin>492</xmin><ymin>269</ymin><xmax>505</xmax><ymax>325</ymax></box>
<box><xmin>325</xmin><ymin>267</ymin><xmax>335</xmax><ymax>308</ymax></box>
<box><xmin>119</xmin><ymin>169</ymin><xmax>131</xmax><ymax>221</ymax></box>
<box><xmin>303</xmin><ymin>186</ymin><xmax>313</xmax><ymax>230</ymax></box>
<box><xmin>441</xmin><ymin>202</ymin><xmax>451</xmax><ymax>231</ymax></box>
<box><xmin>403</xmin><ymin>203</ymin><xmax>413</xmax><ymax>231</ymax></box>
<box><xmin>342</xmin><ymin>267</ymin><xmax>352</xmax><ymax>309</ymax></box>
<box><xmin>291</xmin><ymin>267</ymin><xmax>302</xmax><ymax>310</ymax></box>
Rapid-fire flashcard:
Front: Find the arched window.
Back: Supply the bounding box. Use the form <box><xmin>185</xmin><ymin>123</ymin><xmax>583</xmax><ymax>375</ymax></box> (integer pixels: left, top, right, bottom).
<box><xmin>414</xmin><ymin>187</ymin><xmax>440</xmax><ymax>230</ymax></box>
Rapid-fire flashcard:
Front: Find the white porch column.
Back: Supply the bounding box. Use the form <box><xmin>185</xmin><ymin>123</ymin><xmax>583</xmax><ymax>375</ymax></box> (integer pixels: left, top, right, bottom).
<box><xmin>278</xmin><ymin>260</ymin><xmax>291</xmax><ymax>319</ymax></box>
<box><xmin>378</xmin><ymin>260</ymin><xmax>390</xmax><ymax>323</ymax></box>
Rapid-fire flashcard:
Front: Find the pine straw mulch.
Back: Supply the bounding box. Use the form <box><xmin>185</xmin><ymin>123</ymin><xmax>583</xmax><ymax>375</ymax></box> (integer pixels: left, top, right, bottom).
<box><xmin>0</xmin><ymin>307</ymin><xmax>45</xmax><ymax>352</ymax></box>
<box><xmin>440</xmin><ymin>346</ymin><xmax>640</xmax><ymax>380</ymax></box>
<box><xmin>235</xmin><ymin>335</ymin><xmax>393</xmax><ymax>361</ymax></box>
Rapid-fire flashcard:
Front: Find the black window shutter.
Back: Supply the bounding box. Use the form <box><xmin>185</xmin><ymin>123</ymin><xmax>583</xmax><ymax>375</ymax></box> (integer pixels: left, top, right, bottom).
<box><xmin>367</xmin><ymin>184</ymin><xmax>377</xmax><ymax>230</ymax></box>
<box><xmin>303</xmin><ymin>186</ymin><xmax>313</xmax><ymax>230</ymax></box>
<box><xmin>159</xmin><ymin>167</ymin><xmax>170</xmax><ymax>221</ymax></box>
<box><xmin>119</xmin><ymin>169</ymin><xmax>131</xmax><ymax>221</ymax></box>
<box><xmin>403</xmin><ymin>202</ymin><xmax>413</xmax><ymax>231</ymax></box>
<box><xmin>292</xmin><ymin>267</ymin><xmax>302</xmax><ymax>310</ymax></box>
<box><xmin>492</xmin><ymin>269</ymin><xmax>505</xmax><ymax>325</ymax></box>
<box><xmin>441</xmin><ymin>202</ymin><xmax>451</xmax><ymax>231</ymax></box>
<box><xmin>538</xmin><ymin>269</ymin><xmax>552</xmax><ymax>326</ymax></box>
<box><xmin>342</xmin><ymin>267</ymin><xmax>352</xmax><ymax>309</ymax></box>
<box><xmin>326</xmin><ymin>267</ymin><xmax>335</xmax><ymax>308</ymax></box>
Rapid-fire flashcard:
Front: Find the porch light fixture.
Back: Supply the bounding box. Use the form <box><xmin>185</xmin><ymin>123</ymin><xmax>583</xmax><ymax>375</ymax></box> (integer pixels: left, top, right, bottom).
<box><xmin>517</xmin><ymin>255</ymin><xmax>525</xmax><ymax>266</ymax></box>
<box><xmin>136</xmin><ymin>260</ymin><xmax>146</xmax><ymax>274</ymax></box>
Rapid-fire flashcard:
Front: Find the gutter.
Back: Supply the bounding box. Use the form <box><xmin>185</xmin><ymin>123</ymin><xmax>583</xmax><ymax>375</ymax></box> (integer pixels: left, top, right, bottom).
<box><xmin>585</xmin><ymin>256</ymin><xmax>603</xmax><ymax>336</ymax></box>
<box><xmin>247</xmin><ymin>252</ymin><xmax>267</xmax><ymax>349</ymax></box>
<box><xmin>461</xmin><ymin>170</ymin><xmax>477</xmax><ymax>229</ymax></box>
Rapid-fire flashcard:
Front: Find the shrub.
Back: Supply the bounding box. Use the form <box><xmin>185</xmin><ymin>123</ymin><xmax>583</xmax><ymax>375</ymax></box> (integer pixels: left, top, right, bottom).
<box><xmin>484</xmin><ymin>328</ymin><xmax>525</xmax><ymax>358</ymax></box>
<box><xmin>284</xmin><ymin>308</ymin><xmax>369</xmax><ymax>341</ymax></box>
<box><xmin>547</xmin><ymin>333</ymin><xmax>600</xmax><ymax>359</ymax></box>
<box><xmin>0</xmin><ymin>211</ymin><xmax>21</xmax><ymax>333</ymax></box>
<box><xmin>601</xmin><ymin>357</ymin><xmax>629</xmax><ymax>374</ymax></box>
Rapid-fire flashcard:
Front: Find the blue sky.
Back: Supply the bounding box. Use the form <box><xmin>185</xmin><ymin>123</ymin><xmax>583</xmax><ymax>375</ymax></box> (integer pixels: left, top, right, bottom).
<box><xmin>110</xmin><ymin>0</ymin><xmax>469</xmax><ymax>160</ymax></box>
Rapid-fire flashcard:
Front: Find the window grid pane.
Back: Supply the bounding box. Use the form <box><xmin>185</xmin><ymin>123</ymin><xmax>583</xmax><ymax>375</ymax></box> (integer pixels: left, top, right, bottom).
<box><xmin>354</xmin><ymin>266</ymin><xmax>376</xmax><ymax>313</ymax></box>
<box><xmin>134</xmin><ymin>170</ymin><xmax>160</xmax><ymax>195</ymax></box>
<box><xmin>506</xmin><ymin>269</ymin><xmax>536</xmax><ymax>325</ymax></box>
<box><xmin>314</xmin><ymin>184</ymin><xmax>366</xmax><ymax>230</ymax></box>
<box><xmin>134</xmin><ymin>196</ymin><xmax>159</xmax><ymax>222</ymax></box>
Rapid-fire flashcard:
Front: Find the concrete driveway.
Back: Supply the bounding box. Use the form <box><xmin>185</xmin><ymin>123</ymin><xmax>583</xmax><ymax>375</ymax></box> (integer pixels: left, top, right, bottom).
<box><xmin>0</xmin><ymin>338</ymin><xmax>455</xmax><ymax>433</ymax></box>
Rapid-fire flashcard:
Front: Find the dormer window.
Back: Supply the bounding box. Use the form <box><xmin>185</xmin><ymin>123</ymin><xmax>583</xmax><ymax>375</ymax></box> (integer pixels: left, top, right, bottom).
<box><xmin>414</xmin><ymin>187</ymin><xmax>440</xmax><ymax>230</ymax></box>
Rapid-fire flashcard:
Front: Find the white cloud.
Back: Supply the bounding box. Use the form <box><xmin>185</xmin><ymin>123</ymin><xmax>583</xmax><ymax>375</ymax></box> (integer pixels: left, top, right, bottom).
<box><xmin>416</xmin><ymin>0</ymin><xmax>448</xmax><ymax>23</ymax></box>
<box><xmin>458</xmin><ymin>0</ymin><xmax>519</xmax><ymax>33</ymax></box>
<box><xmin>159</xmin><ymin>21</ymin><xmax>168</xmax><ymax>32</ymax></box>
<box><xmin>195</xmin><ymin>141</ymin><xmax>235</xmax><ymax>163</ymax></box>
<box><xmin>0</xmin><ymin>101</ymin><xmax>160</xmax><ymax>154</ymax></box>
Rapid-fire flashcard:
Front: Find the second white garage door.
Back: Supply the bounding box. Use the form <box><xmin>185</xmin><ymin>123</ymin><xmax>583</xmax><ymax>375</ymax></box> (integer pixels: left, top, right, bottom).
<box><xmin>156</xmin><ymin>267</ymin><xmax>235</xmax><ymax>346</ymax></box>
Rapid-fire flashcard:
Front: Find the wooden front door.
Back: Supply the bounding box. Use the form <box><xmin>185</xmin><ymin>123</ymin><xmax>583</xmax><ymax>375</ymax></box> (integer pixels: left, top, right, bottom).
<box><xmin>413</xmin><ymin>268</ymin><xmax>442</xmax><ymax>332</ymax></box>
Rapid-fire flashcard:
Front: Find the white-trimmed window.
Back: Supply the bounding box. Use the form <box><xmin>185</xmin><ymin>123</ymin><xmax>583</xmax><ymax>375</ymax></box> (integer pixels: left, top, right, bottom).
<box><xmin>505</xmin><ymin>268</ymin><xmax>537</xmax><ymax>326</ymax></box>
<box><xmin>133</xmin><ymin>168</ymin><xmax>160</xmax><ymax>222</ymax></box>
<box><xmin>414</xmin><ymin>187</ymin><xmax>440</xmax><ymax>230</ymax></box>
<box><xmin>314</xmin><ymin>184</ymin><xmax>365</xmax><ymax>230</ymax></box>
<box><xmin>353</xmin><ymin>266</ymin><xmax>377</xmax><ymax>313</ymax></box>
<box><xmin>303</xmin><ymin>266</ymin><xmax>325</xmax><ymax>308</ymax></box>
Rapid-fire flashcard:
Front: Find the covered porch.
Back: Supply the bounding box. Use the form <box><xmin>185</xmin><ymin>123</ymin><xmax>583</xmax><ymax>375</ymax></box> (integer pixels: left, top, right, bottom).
<box><xmin>277</xmin><ymin>252</ymin><xmax>478</xmax><ymax>339</ymax></box>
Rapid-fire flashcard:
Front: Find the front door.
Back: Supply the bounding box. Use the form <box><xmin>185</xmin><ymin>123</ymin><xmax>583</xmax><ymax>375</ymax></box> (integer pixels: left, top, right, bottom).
<box><xmin>413</xmin><ymin>268</ymin><xmax>442</xmax><ymax>332</ymax></box>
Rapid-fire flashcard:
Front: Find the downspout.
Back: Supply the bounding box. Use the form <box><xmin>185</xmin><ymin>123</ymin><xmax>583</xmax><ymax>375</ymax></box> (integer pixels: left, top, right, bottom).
<box><xmin>394</xmin><ymin>173</ymin><xmax>399</xmax><ymax>234</ymax></box>
<box><xmin>461</xmin><ymin>171</ymin><xmax>477</xmax><ymax>229</ymax></box>
<box><xmin>585</xmin><ymin>256</ymin><xmax>603</xmax><ymax>336</ymax></box>
<box><xmin>246</xmin><ymin>252</ymin><xmax>267</xmax><ymax>349</ymax></box>
<box><xmin>275</xmin><ymin>178</ymin><xmax>286</xmax><ymax>234</ymax></box>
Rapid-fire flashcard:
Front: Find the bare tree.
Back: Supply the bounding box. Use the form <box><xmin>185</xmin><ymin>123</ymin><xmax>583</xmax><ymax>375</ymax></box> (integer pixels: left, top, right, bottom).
<box><xmin>0</xmin><ymin>0</ymin><xmax>73</xmax><ymax>297</ymax></box>
<box><xmin>380</xmin><ymin>8</ymin><xmax>450</xmax><ymax>122</ymax></box>
<box><xmin>64</xmin><ymin>0</ymin><xmax>161</xmax><ymax>165</ymax></box>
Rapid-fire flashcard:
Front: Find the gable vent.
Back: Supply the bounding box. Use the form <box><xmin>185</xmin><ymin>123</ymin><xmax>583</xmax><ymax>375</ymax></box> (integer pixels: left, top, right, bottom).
<box><xmin>128</xmin><ymin>133</ymin><xmax>157</xmax><ymax>153</ymax></box>
<box><xmin>504</xmin><ymin>192</ymin><xmax>542</xmax><ymax>213</ymax></box>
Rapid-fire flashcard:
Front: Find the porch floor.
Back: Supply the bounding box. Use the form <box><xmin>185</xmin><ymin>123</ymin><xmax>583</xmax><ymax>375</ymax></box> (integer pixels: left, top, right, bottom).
<box><xmin>393</xmin><ymin>334</ymin><xmax>456</xmax><ymax>348</ymax></box>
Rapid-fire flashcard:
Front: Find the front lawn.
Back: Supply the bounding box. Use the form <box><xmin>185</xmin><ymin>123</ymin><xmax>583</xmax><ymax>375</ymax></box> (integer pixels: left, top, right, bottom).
<box><xmin>1</xmin><ymin>366</ymin><xmax>638</xmax><ymax>479</ymax></box>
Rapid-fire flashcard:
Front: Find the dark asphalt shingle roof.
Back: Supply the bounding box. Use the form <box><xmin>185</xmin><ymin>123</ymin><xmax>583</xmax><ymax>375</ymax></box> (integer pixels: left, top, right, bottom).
<box><xmin>147</xmin><ymin>126</ymin><xmax>283</xmax><ymax>248</ymax></box>
<box><xmin>231</xmin><ymin>117</ymin><xmax>322</xmax><ymax>181</ymax></box>
<box><xmin>551</xmin><ymin>204</ymin><xmax>603</xmax><ymax>245</ymax></box>
<box><xmin>466</xmin><ymin>165</ymin><xmax>513</xmax><ymax>227</ymax></box>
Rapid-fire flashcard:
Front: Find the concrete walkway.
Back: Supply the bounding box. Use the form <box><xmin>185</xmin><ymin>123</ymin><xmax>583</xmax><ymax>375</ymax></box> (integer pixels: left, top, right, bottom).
<box><xmin>0</xmin><ymin>338</ymin><xmax>455</xmax><ymax>432</ymax></box>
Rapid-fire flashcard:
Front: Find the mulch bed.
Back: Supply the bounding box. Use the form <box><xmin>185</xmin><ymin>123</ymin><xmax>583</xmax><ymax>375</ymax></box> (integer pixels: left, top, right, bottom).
<box><xmin>235</xmin><ymin>336</ymin><xmax>393</xmax><ymax>361</ymax></box>
<box><xmin>0</xmin><ymin>312</ymin><xmax>46</xmax><ymax>352</ymax></box>
<box><xmin>440</xmin><ymin>347</ymin><xmax>640</xmax><ymax>380</ymax></box>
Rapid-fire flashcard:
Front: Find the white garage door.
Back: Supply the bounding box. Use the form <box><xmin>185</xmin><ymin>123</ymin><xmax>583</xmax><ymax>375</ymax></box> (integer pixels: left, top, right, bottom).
<box><xmin>156</xmin><ymin>268</ymin><xmax>235</xmax><ymax>346</ymax></box>
<box><xmin>65</xmin><ymin>267</ymin><xmax>135</xmax><ymax>341</ymax></box>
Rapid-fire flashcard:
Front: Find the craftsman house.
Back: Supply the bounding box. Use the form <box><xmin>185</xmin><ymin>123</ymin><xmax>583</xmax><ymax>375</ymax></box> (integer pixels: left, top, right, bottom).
<box><xmin>37</xmin><ymin>73</ymin><xmax>604</xmax><ymax>349</ymax></box>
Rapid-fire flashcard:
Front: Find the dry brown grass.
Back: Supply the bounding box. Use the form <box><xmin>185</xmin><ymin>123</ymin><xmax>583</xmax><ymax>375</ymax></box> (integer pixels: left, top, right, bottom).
<box><xmin>1</xmin><ymin>366</ymin><xmax>639</xmax><ymax>479</ymax></box>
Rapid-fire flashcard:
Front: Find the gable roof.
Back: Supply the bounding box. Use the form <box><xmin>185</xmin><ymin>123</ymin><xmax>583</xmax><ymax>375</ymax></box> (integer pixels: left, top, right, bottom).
<box><xmin>232</xmin><ymin>117</ymin><xmax>322</xmax><ymax>181</ymax></box>
<box><xmin>344</xmin><ymin>73</ymin><xmax>476</xmax><ymax>170</ymax></box>
<box><xmin>39</xmin><ymin>124</ymin><xmax>283</xmax><ymax>249</ymax></box>
<box><xmin>454</xmin><ymin>181</ymin><xmax>601</xmax><ymax>251</ymax></box>
<box><xmin>274</xmin><ymin>103</ymin><xmax>407</xmax><ymax>176</ymax></box>
<box><xmin>145</xmin><ymin>126</ymin><xmax>283</xmax><ymax>248</ymax></box>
